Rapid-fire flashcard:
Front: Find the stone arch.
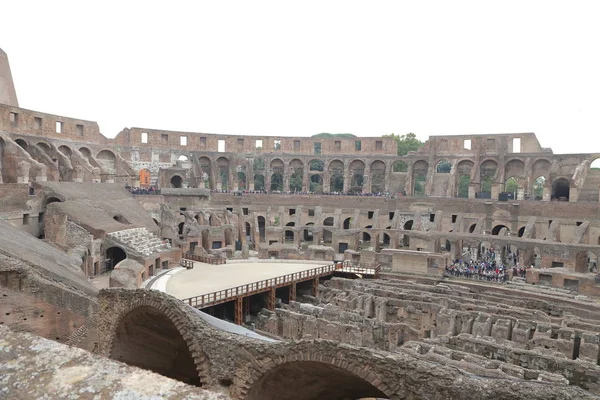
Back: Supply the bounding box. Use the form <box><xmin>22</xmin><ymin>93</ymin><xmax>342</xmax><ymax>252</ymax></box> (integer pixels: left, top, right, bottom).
<box><xmin>96</xmin><ymin>149</ymin><xmax>117</xmax><ymax>174</ymax></box>
<box><xmin>343</xmin><ymin>217</ymin><xmax>352</xmax><ymax>229</ymax></box>
<box><xmin>37</xmin><ymin>142</ymin><xmax>52</xmax><ymax>156</ymax></box>
<box><xmin>491</xmin><ymin>224</ymin><xmax>509</xmax><ymax>236</ymax></box>
<box><xmin>105</xmin><ymin>246</ymin><xmax>127</xmax><ymax>270</ymax></box>
<box><xmin>328</xmin><ymin>159</ymin><xmax>344</xmax><ymax>192</ymax></box>
<box><xmin>58</xmin><ymin>145</ymin><xmax>72</xmax><ymax>157</ymax></box>
<box><xmin>518</xmin><ymin>226</ymin><xmax>526</xmax><ymax>237</ymax></box>
<box><xmin>323</xmin><ymin>217</ymin><xmax>334</xmax><ymax>227</ymax></box>
<box><xmin>479</xmin><ymin>159</ymin><xmax>497</xmax><ymax>195</ymax></box>
<box><xmin>171</xmin><ymin>175</ymin><xmax>183</xmax><ymax>188</ymax></box>
<box><xmin>392</xmin><ymin>160</ymin><xmax>408</xmax><ymax>172</ymax></box>
<box><xmin>110</xmin><ymin>306</ymin><xmax>202</xmax><ymax>386</ymax></box>
<box><xmin>349</xmin><ymin>159</ymin><xmax>365</xmax><ymax>193</ymax></box>
<box><xmin>15</xmin><ymin>138</ymin><xmax>28</xmax><ymax>150</ymax></box>
<box><xmin>403</xmin><ymin>220</ymin><xmax>414</xmax><ymax>230</ymax></box>
<box><xmin>216</xmin><ymin>157</ymin><xmax>230</xmax><ymax>190</ymax></box>
<box><xmin>504</xmin><ymin>158</ymin><xmax>525</xmax><ymax>178</ymax></box>
<box><xmin>289</xmin><ymin>158</ymin><xmax>304</xmax><ymax>192</ymax></box>
<box><xmin>236</xmin><ymin>350</ymin><xmax>391</xmax><ymax>400</ymax></box>
<box><xmin>412</xmin><ymin>160</ymin><xmax>428</xmax><ymax>196</ymax></box>
<box><xmin>370</xmin><ymin>160</ymin><xmax>386</xmax><ymax>193</ymax></box>
<box><xmin>435</xmin><ymin>159</ymin><xmax>451</xmax><ymax>173</ymax></box>
<box><xmin>177</xmin><ymin>154</ymin><xmax>189</xmax><ymax>162</ymax></box>
<box><xmin>456</xmin><ymin>159</ymin><xmax>474</xmax><ymax>198</ymax></box>
<box><xmin>197</xmin><ymin>156</ymin><xmax>212</xmax><ymax>188</ymax></box>
<box><xmin>97</xmin><ymin>291</ymin><xmax>210</xmax><ymax>387</ymax></box>
<box><xmin>551</xmin><ymin>177</ymin><xmax>570</xmax><ymax>201</ymax></box>
<box><xmin>532</xmin><ymin>159</ymin><xmax>552</xmax><ymax>179</ymax></box>
<box><xmin>380</xmin><ymin>232</ymin><xmax>391</xmax><ymax>248</ymax></box>
<box><xmin>79</xmin><ymin>147</ymin><xmax>91</xmax><ymax>158</ymax></box>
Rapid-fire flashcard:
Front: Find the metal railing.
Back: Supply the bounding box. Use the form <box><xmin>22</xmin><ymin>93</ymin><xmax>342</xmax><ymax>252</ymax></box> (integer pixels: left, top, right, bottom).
<box><xmin>182</xmin><ymin>252</ymin><xmax>227</xmax><ymax>265</ymax></box>
<box><xmin>182</xmin><ymin>264</ymin><xmax>336</xmax><ymax>309</ymax></box>
<box><xmin>339</xmin><ymin>260</ymin><xmax>381</xmax><ymax>278</ymax></box>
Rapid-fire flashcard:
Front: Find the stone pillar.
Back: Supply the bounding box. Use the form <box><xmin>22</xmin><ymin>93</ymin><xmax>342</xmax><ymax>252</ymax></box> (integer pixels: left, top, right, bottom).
<box><xmin>362</xmin><ymin>165</ymin><xmax>371</xmax><ymax>194</ymax></box>
<box><xmin>17</xmin><ymin>161</ymin><xmax>30</xmax><ymax>183</ymax></box>
<box><xmin>302</xmin><ymin>166</ymin><xmax>309</xmax><ymax>192</ymax></box>
<box><xmin>265</xmin><ymin>172</ymin><xmax>272</xmax><ymax>192</ymax></box>
<box><xmin>323</xmin><ymin>170</ymin><xmax>330</xmax><ymax>193</ymax></box>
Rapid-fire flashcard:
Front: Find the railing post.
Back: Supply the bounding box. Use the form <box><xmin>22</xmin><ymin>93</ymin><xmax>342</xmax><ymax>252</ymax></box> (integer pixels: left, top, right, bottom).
<box><xmin>235</xmin><ymin>297</ymin><xmax>243</xmax><ymax>325</ymax></box>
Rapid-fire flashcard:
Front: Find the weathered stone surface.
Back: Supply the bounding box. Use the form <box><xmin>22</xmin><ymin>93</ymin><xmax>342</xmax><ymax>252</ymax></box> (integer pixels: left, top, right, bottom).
<box><xmin>0</xmin><ymin>325</ymin><xmax>229</xmax><ymax>400</ymax></box>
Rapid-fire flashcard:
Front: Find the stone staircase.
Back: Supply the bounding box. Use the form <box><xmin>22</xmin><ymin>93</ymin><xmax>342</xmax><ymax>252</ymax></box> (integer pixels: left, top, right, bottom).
<box><xmin>107</xmin><ymin>228</ymin><xmax>171</xmax><ymax>258</ymax></box>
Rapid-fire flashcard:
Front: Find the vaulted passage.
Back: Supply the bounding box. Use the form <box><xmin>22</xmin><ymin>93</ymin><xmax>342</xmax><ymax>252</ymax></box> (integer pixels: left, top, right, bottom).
<box><xmin>245</xmin><ymin>361</ymin><xmax>388</xmax><ymax>400</ymax></box>
<box><xmin>110</xmin><ymin>306</ymin><xmax>200</xmax><ymax>386</ymax></box>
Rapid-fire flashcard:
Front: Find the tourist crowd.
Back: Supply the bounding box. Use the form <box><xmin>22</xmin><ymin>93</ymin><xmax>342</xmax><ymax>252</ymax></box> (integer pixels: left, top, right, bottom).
<box><xmin>126</xmin><ymin>185</ymin><xmax>161</xmax><ymax>195</ymax></box>
<box><xmin>210</xmin><ymin>189</ymin><xmax>396</xmax><ymax>197</ymax></box>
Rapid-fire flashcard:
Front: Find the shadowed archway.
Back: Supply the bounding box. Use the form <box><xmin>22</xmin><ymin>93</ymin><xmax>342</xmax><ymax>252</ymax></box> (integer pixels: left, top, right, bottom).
<box><xmin>110</xmin><ymin>306</ymin><xmax>201</xmax><ymax>386</ymax></box>
<box><xmin>244</xmin><ymin>360</ymin><xmax>389</xmax><ymax>400</ymax></box>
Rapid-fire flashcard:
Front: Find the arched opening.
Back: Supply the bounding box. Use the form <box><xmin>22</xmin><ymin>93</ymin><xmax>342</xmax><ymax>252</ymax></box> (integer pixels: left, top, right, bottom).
<box><xmin>362</xmin><ymin>230</ymin><xmax>371</xmax><ymax>243</ymax></box>
<box><xmin>178</xmin><ymin>222</ymin><xmax>185</xmax><ymax>236</ymax></box>
<box><xmin>254</xmin><ymin>174</ymin><xmax>265</xmax><ymax>191</ymax></box>
<box><xmin>329</xmin><ymin>160</ymin><xmax>344</xmax><ymax>192</ymax></box>
<box><xmin>153</xmin><ymin>218</ymin><xmax>160</xmax><ymax>226</ymax></box>
<box><xmin>412</xmin><ymin>160</ymin><xmax>428</xmax><ymax>196</ymax></box>
<box><xmin>518</xmin><ymin>226</ymin><xmax>526</xmax><ymax>237</ymax></box>
<box><xmin>441</xmin><ymin>239</ymin><xmax>451</xmax><ymax>252</ymax></box>
<box><xmin>96</xmin><ymin>150</ymin><xmax>117</xmax><ymax>174</ymax></box>
<box><xmin>270</xmin><ymin>172</ymin><xmax>283</xmax><ymax>192</ymax></box>
<box><xmin>45</xmin><ymin>197</ymin><xmax>62</xmax><ymax>207</ymax></box>
<box><xmin>58</xmin><ymin>145</ymin><xmax>72</xmax><ymax>157</ymax></box>
<box><xmin>285</xmin><ymin>230</ymin><xmax>294</xmax><ymax>242</ymax></box>
<box><xmin>591</xmin><ymin>158</ymin><xmax>600</xmax><ymax>170</ymax></box>
<box><xmin>110</xmin><ymin>307</ymin><xmax>200</xmax><ymax>386</ymax></box>
<box><xmin>575</xmin><ymin>251</ymin><xmax>597</xmax><ymax>273</ymax></box>
<box><xmin>403</xmin><ymin>220</ymin><xmax>413</xmax><ymax>230</ymax></box>
<box><xmin>171</xmin><ymin>175</ymin><xmax>183</xmax><ymax>188</ymax></box>
<box><xmin>37</xmin><ymin>142</ymin><xmax>52</xmax><ymax>156</ymax></box>
<box><xmin>552</xmin><ymin>178</ymin><xmax>570</xmax><ymax>201</ymax></box>
<box><xmin>323</xmin><ymin>217</ymin><xmax>334</xmax><ymax>244</ymax></box>
<box><xmin>289</xmin><ymin>159</ymin><xmax>304</xmax><ymax>192</ymax></box>
<box><xmin>303</xmin><ymin>224</ymin><xmax>314</xmax><ymax>242</ymax></box>
<box><xmin>258</xmin><ymin>216</ymin><xmax>266</xmax><ymax>242</ymax></box>
<box><xmin>456</xmin><ymin>160</ymin><xmax>473</xmax><ymax>198</ymax></box>
<box><xmin>245</xmin><ymin>222</ymin><xmax>252</xmax><ymax>239</ymax></box>
<box><xmin>139</xmin><ymin>168</ymin><xmax>151</xmax><ymax>187</ymax></box>
<box><xmin>15</xmin><ymin>139</ymin><xmax>28</xmax><ymax>151</ymax></box>
<box><xmin>105</xmin><ymin>246</ymin><xmax>126</xmax><ymax>271</ymax></box>
<box><xmin>177</xmin><ymin>155</ymin><xmax>189</xmax><ymax>162</ymax></box>
<box><xmin>435</xmin><ymin>159</ymin><xmax>452</xmax><ymax>173</ymax></box>
<box><xmin>348</xmin><ymin>160</ymin><xmax>365</xmax><ymax>194</ymax></box>
<box><xmin>309</xmin><ymin>174</ymin><xmax>323</xmax><ymax>193</ymax></box>
<box><xmin>245</xmin><ymin>360</ymin><xmax>388</xmax><ymax>400</ymax></box>
<box><xmin>323</xmin><ymin>217</ymin><xmax>334</xmax><ymax>227</ymax></box>
<box><xmin>392</xmin><ymin>160</ymin><xmax>408</xmax><ymax>172</ymax></box>
<box><xmin>79</xmin><ymin>147</ymin><xmax>91</xmax><ymax>159</ymax></box>
<box><xmin>197</xmin><ymin>156</ymin><xmax>212</xmax><ymax>189</ymax></box>
<box><xmin>343</xmin><ymin>217</ymin><xmax>351</xmax><ymax>229</ymax></box>
<box><xmin>533</xmin><ymin>176</ymin><xmax>546</xmax><ymax>200</ymax></box>
<box><xmin>370</xmin><ymin>160</ymin><xmax>386</xmax><ymax>193</ymax></box>
<box><xmin>492</xmin><ymin>224</ymin><xmax>509</xmax><ymax>236</ymax></box>
<box><xmin>505</xmin><ymin>176</ymin><xmax>518</xmax><ymax>198</ymax></box>
<box><xmin>479</xmin><ymin>160</ymin><xmax>497</xmax><ymax>197</ymax></box>
<box><xmin>216</xmin><ymin>157</ymin><xmax>230</xmax><ymax>190</ymax></box>
<box><xmin>469</xmin><ymin>223</ymin><xmax>477</xmax><ymax>233</ymax></box>
<box><xmin>381</xmin><ymin>233</ymin><xmax>391</xmax><ymax>248</ymax></box>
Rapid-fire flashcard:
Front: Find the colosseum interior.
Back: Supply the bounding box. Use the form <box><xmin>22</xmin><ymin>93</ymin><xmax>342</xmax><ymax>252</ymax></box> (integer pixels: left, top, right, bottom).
<box><xmin>1</xmin><ymin>47</ymin><xmax>600</xmax><ymax>399</ymax></box>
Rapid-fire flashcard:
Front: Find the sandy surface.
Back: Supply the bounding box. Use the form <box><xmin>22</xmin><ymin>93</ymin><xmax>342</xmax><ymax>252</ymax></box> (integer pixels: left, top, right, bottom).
<box><xmin>165</xmin><ymin>261</ymin><xmax>327</xmax><ymax>299</ymax></box>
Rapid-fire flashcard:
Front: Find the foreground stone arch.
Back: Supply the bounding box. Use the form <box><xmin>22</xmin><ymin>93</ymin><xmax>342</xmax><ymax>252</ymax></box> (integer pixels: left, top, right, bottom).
<box><xmin>95</xmin><ymin>289</ymin><xmax>211</xmax><ymax>387</ymax></box>
<box><xmin>232</xmin><ymin>347</ymin><xmax>393</xmax><ymax>400</ymax></box>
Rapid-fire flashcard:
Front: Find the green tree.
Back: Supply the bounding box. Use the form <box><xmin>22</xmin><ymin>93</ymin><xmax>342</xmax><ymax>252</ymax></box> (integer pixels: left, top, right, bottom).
<box><xmin>289</xmin><ymin>172</ymin><xmax>303</xmax><ymax>192</ymax></box>
<box><xmin>384</xmin><ymin>133</ymin><xmax>424</xmax><ymax>156</ymax></box>
<box><xmin>458</xmin><ymin>175</ymin><xmax>470</xmax><ymax>198</ymax></box>
<box><xmin>505</xmin><ymin>177</ymin><xmax>518</xmax><ymax>194</ymax></box>
<box><xmin>481</xmin><ymin>175</ymin><xmax>493</xmax><ymax>193</ymax></box>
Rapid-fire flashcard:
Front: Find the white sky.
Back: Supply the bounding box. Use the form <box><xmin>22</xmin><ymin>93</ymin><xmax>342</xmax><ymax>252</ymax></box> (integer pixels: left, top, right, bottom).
<box><xmin>1</xmin><ymin>0</ymin><xmax>600</xmax><ymax>155</ymax></box>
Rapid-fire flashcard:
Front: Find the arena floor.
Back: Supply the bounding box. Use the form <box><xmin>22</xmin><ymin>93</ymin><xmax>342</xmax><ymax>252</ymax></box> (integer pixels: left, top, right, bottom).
<box><xmin>164</xmin><ymin>260</ymin><xmax>329</xmax><ymax>299</ymax></box>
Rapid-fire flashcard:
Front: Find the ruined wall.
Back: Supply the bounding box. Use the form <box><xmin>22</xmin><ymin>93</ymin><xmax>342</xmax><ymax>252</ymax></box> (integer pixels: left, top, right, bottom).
<box><xmin>0</xmin><ymin>48</ymin><xmax>18</xmax><ymax>107</ymax></box>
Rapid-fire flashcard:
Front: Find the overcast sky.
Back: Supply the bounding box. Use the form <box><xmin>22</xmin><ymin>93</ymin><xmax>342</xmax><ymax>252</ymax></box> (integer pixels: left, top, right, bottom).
<box><xmin>1</xmin><ymin>1</ymin><xmax>600</xmax><ymax>155</ymax></box>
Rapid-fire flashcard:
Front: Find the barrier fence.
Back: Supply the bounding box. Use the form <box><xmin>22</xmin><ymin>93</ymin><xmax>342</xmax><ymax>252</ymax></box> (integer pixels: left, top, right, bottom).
<box><xmin>339</xmin><ymin>260</ymin><xmax>381</xmax><ymax>278</ymax></box>
<box><xmin>182</xmin><ymin>264</ymin><xmax>336</xmax><ymax>309</ymax></box>
<box><xmin>182</xmin><ymin>253</ymin><xmax>226</xmax><ymax>265</ymax></box>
